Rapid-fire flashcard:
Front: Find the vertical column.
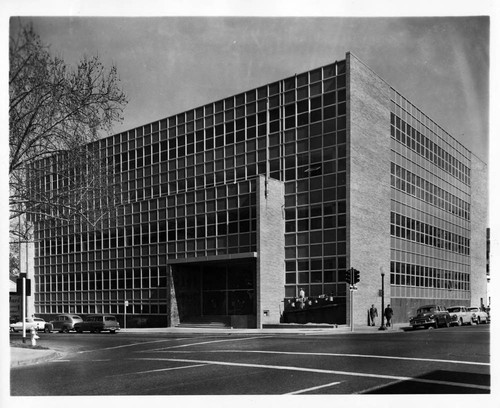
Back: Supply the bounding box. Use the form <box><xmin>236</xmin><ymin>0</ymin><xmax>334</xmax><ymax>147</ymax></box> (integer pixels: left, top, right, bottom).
<box><xmin>256</xmin><ymin>175</ymin><xmax>285</xmax><ymax>328</ymax></box>
<box><xmin>19</xmin><ymin>240</ymin><xmax>35</xmax><ymax>318</ymax></box>
<box><xmin>469</xmin><ymin>155</ymin><xmax>488</xmax><ymax>307</ymax></box>
<box><xmin>166</xmin><ymin>265</ymin><xmax>180</xmax><ymax>327</ymax></box>
<box><xmin>346</xmin><ymin>53</ymin><xmax>392</xmax><ymax>326</ymax></box>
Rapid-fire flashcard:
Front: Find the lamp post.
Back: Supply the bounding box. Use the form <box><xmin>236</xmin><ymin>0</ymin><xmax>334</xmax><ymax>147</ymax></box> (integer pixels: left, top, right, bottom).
<box><xmin>378</xmin><ymin>269</ymin><xmax>387</xmax><ymax>331</ymax></box>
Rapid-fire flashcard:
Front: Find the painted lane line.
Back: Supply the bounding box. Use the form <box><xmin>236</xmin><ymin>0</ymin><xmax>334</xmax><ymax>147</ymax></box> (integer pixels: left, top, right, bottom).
<box><xmin>285</xmin><ymin>381</ymin><xmax>342</xmax><ymax>395</ymax></box>
<box><xmin>111</xmin><ymin>363</ymin><xmax>210</xmax><ymax>376</ymax></box>
<box><xmin>77</xmin><ymin>337</ymin><xmax>191</xmax><ymax>354</ymax></box>
<box><xmin>355</xmin><ymin>379</ymin><xmax>403</xmax><ymax>394</ymax></box>
<box><xmin>158</xmin><ymin>336</ymin><xmax>268</xmax><ymax>350</ymax></box>
<box><xmin>156</xmin><ymin>349</ymin><xmax>489</xmax><ymax>367</ymax></box>
<box><xmin>130</xmin><ymin>357</ymin><xmax>490</xmax><ymax>392</ymax></box>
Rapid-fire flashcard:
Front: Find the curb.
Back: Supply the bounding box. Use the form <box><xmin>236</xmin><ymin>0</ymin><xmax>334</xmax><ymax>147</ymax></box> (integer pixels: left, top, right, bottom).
<box><xmin>118</xmin><ymin>323</ymin><xmax>408</xmax><ymax>334</ymax></box>
<box><xmin>10</xmin><ymin>348</ymin><xmax>62</xmax><ymax>368</ymax></box>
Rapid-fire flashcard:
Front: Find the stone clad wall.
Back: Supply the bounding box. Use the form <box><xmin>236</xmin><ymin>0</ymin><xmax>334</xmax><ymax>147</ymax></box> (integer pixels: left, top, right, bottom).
<box><xmin>346</xmin><ymin>53</ymin><xmax>392</xmax><ymax>326</ymax></box>
<box><xmin>256</xmin><ymin>175</ymin><xmax>285</xmax><ymax>328</ymax></box>
<box><xmin>469</xmin><ymin>154</ymin><xmax>488</xmax><ymax>307</ymax></box>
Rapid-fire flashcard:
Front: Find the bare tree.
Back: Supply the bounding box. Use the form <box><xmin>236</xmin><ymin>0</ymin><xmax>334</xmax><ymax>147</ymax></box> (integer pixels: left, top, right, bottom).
<box><xmin>9</xmin><ymin>22</ymin><xmax>127</xmax><ymax>240</ymax></box>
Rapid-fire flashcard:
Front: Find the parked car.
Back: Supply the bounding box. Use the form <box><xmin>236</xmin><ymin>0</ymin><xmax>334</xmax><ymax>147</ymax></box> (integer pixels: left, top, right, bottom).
<box><xmin>50</xmin><ymin>314</ymin><xmax>83</xmax><ymax>333</ymax></box>
<box><xmin>74</xmin><ymin>314</ymin><xmax>120</xmax><ymax>333</ymax></box>
<box><xmin>467</xmin><ymin>307</ymin><xmax>489</xmax><ymax>324</ymax></box>
<box><xmin>409</xmin><ymin>304</ymin><xmax>451</xmax><ymax>329</ymax></box>
<box><xmin>447</xmin><ymin>306</ymin><xmax>474</xmax><ymax>326</ymax></box>
<box><xmin>10</xmin><ymin>317</ymin><xmax>50</xmax><ymax>333</ymax></box>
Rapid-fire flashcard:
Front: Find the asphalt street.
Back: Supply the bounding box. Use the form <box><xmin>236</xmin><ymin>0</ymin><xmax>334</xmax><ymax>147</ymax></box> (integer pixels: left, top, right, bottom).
<box><xmin>10</xmin><ymin>324</ymin><xmax>490</xmax><ymax>395</ymax></box>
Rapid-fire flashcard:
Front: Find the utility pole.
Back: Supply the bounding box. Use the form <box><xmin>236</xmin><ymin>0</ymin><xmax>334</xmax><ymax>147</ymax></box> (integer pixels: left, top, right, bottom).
<box><xmin>379</xmin><ymin>268</ymin><xmax>387</xmax><ymax>331</ymax></box>
<box><xmin>22</xmin><ymin>275</ymin><xmax>26</xmax><ymax>343</ymax></box>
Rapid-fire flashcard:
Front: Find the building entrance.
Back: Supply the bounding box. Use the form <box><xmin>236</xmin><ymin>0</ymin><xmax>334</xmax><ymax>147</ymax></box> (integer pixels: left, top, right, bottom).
<box><xmin>172</xmin><ymin>259</ymin><xmax>256</xmax><ymax>327</ymax></box>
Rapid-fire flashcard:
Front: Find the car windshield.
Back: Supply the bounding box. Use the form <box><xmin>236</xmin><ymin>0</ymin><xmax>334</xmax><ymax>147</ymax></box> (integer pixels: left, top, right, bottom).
<box><xmin>419</xmin><ymin>307</ymin><xmax>435</xmax><ymax>313</ymax></box>
<box><xmin>448</xmin><ymin>307</ymin><xmax>461</xmax><ymax>312</ymax></box>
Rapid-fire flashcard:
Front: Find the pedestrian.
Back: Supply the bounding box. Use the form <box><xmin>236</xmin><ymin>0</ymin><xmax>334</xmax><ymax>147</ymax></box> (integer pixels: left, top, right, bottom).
<box><xmin>369</xmin><ymin>304</ymin><xmax>378</xmax><ymax>326</ymax></box>
<box><xmin>384</xmin><ymin>304</ymin><xmax>394</xmax><ymax>327</ymax></box>
<box><xmin>299</xmin><ymin>288</ymin><xmax>305</xmax><ymax>300</ymax></box>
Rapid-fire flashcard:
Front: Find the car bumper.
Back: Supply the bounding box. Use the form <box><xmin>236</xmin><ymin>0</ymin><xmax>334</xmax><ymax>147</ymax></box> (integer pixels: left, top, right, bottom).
<box><xmin>410</xmin><ymin>319</ymin><xmax>436</xmax><ymax>328</ymax></box>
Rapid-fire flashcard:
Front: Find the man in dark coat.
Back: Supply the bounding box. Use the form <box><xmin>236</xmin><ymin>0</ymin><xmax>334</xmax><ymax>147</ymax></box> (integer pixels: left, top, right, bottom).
<box><xmin>384</xmin><ymin>304</ymin><xmax>394</xmax><ymax>327</ymax></box>
<box><xmin>369</xmin><ymin>304</ymin><xmax>378</xmax><ymax>326</ymax></box>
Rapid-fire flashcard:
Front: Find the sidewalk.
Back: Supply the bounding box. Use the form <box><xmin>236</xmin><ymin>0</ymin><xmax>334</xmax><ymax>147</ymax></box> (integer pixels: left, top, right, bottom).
<box><xmin>10</xmin><ymin>346</ymin><xmax>62</xmax><ymax>368</ymax></box>
<box><xmin>121</xmin><ymin>322</ymin><xmax>408</xmax><ymax>334</ymax></box>
<box><xmin>10</xmin><ymin>323</ymin><xmax>408</xmax><ymax>367</ymax></box>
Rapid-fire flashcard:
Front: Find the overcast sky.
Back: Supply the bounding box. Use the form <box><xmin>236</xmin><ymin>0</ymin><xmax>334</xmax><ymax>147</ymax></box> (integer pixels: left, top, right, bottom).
<box><xmin>10</xmin><ymin>15</ymin><xmax>489</xmax><ymax>163</ymax></box>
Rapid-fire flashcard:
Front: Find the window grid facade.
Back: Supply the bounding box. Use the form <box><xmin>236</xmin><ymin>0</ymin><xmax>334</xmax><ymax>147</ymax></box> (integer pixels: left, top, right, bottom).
<box><xmin>33</xmin><ymin>60</ymin><xmax>350</xmax><ymax>315</ymax></box>
<box><xmin>389</xmin><ymin>89</ymin><xmax>471</xmax><ymax>301</ymax></box>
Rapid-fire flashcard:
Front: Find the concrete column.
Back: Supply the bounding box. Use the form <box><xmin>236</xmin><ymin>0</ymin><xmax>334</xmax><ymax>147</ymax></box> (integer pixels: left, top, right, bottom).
<box><xmin>256</xmin><ymin>175</ymin><xmax>285</xmax><ymax>328</ymax></box>
<box><xmin>19</xmin><ymin>241</ymin><xmax>35</xmax><ymax>318</ymax></box>
<box><xmin>346</xmin><ymin>52</ymin><xmax>392</xmax><ymax>327</ymax></box>
<box><xmin>469</xmin><ymin>154</ymin><xmax>488</xmax><ymax>307</ymax></box>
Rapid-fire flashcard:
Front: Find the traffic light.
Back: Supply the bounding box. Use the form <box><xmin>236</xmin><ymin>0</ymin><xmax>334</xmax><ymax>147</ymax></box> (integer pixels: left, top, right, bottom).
<box><xmin>353</xmin><ymin>269</ymin><xmax>360</xmax><ymax>284</ymax></box>
<box><xmin>345</xmin><ymin>269</ymin><xmax>352</xmax><ymax>284</ymax></box>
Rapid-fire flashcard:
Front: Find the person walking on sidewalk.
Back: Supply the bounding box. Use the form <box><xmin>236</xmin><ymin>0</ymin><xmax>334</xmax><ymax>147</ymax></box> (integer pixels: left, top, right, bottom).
<box><xmin>384</xmin><ymin>304</ymin><xmax>394</xmax><ymax>327</ymax></box>
<box><xmin>369</xmin><ymin>304</ymin><xmax>378</xmax><ymax>326</ymax></box>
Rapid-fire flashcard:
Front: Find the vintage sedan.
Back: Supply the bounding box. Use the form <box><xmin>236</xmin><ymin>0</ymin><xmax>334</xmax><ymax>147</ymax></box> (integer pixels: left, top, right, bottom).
<box><xmin>447</xmin><ymin>306</ymin><xmax>474</xmax><ymax>326</ymax></box>
<box><xmin>409</xmin><ymin>304</ymin><xmax>451</xmax><ymax>329</ymax></box>
<box><xmin>10</xmin><ymin>317</ymin><xmax>49</xmax><ymax>333</ymax></box>
<box><xmin>50</xmin><ymin>314</ymin><xmax>83</xmax><ymax>333</ymax></box>
<box><xmin>74</xmin><ymin>314</ymin><xmax>120</xmax><ymax>333</ymax></box>
<box><xmin>467</xmin><ymin>307</ymin><xmax>489</xmax><ymax>324</ymax></box>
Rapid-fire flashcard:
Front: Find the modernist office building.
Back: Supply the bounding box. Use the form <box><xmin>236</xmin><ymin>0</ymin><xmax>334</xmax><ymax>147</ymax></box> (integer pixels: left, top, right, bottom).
<box><xmin>30</xmin><ymin>52</ymin><xmax>488</xmax><ymax>328</ymax></box>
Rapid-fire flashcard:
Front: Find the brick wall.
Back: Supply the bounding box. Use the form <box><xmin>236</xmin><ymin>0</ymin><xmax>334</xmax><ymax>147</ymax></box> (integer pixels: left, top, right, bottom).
<box><xmin>256</xmin><ymin>175</ymin><xmax>285</xmax><ymax>328</ymax></box>
<box><xmin>469</xmin><ymin>154</ymin><xmax>488</xmax><ymax>307</ymax></box>
<box><xmin>346</xmin><ymin>53</ymin><xmax>392</xmax><ymax>326</ymax></box>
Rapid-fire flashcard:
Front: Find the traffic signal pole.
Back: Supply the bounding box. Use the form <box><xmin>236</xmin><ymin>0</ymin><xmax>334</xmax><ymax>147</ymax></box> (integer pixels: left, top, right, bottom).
<box><xmin>345</xmin><ymin>267</ymin><xmax>360</xmax><ymax>332</ymax></box>
<box><xmin>22</xmin><ymin>275</ymin><xmax>26</xmax><ymax>343</ymax></box>
<box><xmin>350</xmin><ymin>285</ymin><xmax>354</xmax><ymax>332</ymax></box>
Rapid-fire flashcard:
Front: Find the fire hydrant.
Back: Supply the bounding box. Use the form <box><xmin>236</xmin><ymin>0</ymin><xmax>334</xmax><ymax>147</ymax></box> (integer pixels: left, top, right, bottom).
<box><xmin>30</xmin><ymin>326</ymin><xmax>38</xmax><ymax>346</ymax></box>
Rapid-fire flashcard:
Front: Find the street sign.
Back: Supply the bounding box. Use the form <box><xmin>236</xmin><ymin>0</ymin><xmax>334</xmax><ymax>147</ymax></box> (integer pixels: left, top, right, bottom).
<box><xmin>16</xmin><ymin>276</ymin><xmax>31</xmax><ymax>296</ymax></box>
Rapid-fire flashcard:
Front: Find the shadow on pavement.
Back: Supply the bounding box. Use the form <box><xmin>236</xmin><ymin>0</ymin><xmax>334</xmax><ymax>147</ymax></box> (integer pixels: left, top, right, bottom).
<box><xmin>365</xmin><ymin>370</ymin><xmax>490</xmax><ymax>394</ymax></box>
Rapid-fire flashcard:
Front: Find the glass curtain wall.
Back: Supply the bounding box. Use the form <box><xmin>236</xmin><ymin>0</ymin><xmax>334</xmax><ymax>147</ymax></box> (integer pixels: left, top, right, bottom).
<box><xmin>389</xmin><ymin>88</ymin><xmax>472</xmax><ymax>301</ymax></box>
<box><xmin>33</xmin><ymin>59</ymin><xmax>350</xmax><ymax>317</ymax></box>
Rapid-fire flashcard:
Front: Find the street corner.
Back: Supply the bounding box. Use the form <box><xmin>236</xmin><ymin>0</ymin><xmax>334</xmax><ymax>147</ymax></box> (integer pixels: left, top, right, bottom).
<box><xmin>10</xmin><ymin>345</ymin><xmax>61</xmax><ymax>368</ymax></box>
